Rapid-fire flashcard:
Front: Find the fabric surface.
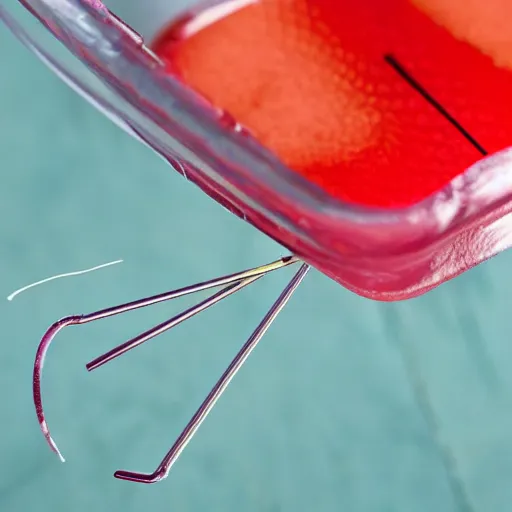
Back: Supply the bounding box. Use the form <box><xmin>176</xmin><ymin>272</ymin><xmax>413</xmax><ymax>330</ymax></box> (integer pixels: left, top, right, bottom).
<box><xmin>1</xmin><ymin>11</ymin><xmax>512</xmax><ymax>512</ymax></box>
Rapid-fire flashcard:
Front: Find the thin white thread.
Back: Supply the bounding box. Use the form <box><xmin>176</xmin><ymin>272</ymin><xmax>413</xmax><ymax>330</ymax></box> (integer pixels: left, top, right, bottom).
<box><xmin>7</xmin><ymin>259</ymin><xmax>123</xmax><ymax>301</ymax></box>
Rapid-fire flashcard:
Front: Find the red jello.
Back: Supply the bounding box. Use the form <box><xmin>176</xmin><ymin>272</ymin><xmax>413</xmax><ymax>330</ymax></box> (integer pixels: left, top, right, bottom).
<box><xmin>152</xmin><ymin>0</ymin><xmax>512</xmax><ymax>208</ymax></box>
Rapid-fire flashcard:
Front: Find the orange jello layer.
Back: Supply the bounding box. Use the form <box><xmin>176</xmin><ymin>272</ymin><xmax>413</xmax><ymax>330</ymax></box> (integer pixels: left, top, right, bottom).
<box><xmin>152</xmin><ymin>0</ymin><xmax>512</xmax><ymax>208</ymax></box>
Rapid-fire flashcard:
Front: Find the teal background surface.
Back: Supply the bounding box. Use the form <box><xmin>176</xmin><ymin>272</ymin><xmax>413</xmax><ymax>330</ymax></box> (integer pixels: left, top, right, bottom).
<box><xmin>1</xmin><ymin>12</ymin><xmax>512</xmax><ymax>512</ymax></box>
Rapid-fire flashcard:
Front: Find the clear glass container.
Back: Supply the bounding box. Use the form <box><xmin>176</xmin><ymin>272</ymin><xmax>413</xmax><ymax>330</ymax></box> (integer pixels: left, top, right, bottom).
<box><xmin>3</xmin><ymin>0</ymin><xmax>512</xmax><ymax>301</ymax></box>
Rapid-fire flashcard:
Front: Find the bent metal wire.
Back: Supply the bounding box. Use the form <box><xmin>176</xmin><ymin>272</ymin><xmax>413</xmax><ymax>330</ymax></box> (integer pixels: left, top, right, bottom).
<box><xmin>34</xmin><ymin>255</ymin><xmax>309</xmax><ymax>482</ymax></box>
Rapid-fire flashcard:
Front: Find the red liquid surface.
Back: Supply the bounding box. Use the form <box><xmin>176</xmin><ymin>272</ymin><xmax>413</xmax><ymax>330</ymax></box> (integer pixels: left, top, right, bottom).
<box><xmin>152</xmin><ymin>0</ymin><xmax>512</xmax><ymax>208</ymax></box>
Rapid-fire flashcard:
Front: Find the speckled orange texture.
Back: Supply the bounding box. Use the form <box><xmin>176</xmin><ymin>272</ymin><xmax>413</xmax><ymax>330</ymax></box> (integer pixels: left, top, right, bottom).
<box><xmin>153</xmin><ymin>0</ymin><xmax>512</xmax><ymax>208</ymax></box>
<box><xmin>412</xmin><ymin>0</ymin><xmax>512</xmax><ymax>69</ymax></box>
